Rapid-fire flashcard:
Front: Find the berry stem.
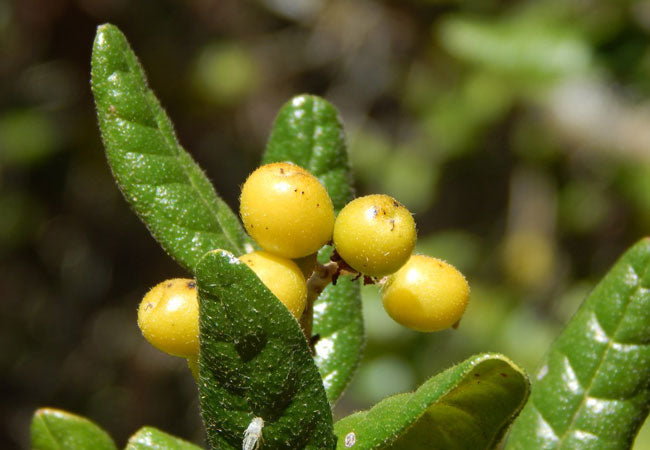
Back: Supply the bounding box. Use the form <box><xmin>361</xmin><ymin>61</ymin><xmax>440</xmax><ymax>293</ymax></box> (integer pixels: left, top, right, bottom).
<box><xmin>301</xmin><ymin>261</ymin><xmax>339</xmax><ymax>351</ymax></box>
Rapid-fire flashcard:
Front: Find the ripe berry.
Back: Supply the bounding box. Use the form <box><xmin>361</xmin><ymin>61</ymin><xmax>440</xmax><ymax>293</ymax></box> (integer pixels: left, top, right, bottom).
<box><xmin>239</xmin><ymin>250</ymin><xmax>307</xmax><ymax>319</ymax></box>
<box><xmin>333</xmin><ymin>194</ymin><xmax>416</xmax><ymax>277</ymax></box>
<box><xmin>138</xmin><ymin>278</ymin><xmax>199</xmax><ymax>357</ymax></box>
<box><xmin>239</xmin><ymin>162</ymin><xmax>335</xmax><ymax>258</ymax></box>
<box><xmin>381</xmin><ymin>255</ymin><xmax>470</xmax><ymax>332</ymax></box>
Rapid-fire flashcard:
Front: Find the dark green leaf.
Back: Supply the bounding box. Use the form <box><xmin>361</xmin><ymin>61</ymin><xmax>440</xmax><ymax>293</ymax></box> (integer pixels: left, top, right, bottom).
<box><xmin>263</xmin><ymin>94</ymin><xmax>353</xmax><ymax>212</ymax></box>
<box><xmin>126</xmin><ymin>426</ymin><xmax>203</xmax><ymax>450</ymax></box>
<box><xmin>334</xmin><ymin>353</ymin><xmax>529</xmax><ymax>450</ymax></box>
<box><xmin>196</xmin><ymin>249</ymin><xmax>336</xmax><ymax>449</ymax></box>
<box><xmin>91</xmin><ymin>24</ymin><xmax>251</xmax><ymax>272</ymax></box>
<box><xmin>264</xmin><ymin>95</ymin><xmax>363</xmax><ymax>405</ymax></box>
<box><xmin>506</xmin><ymin>238</ymin><xmax>650</xmax><ymax>450</ymax></box>
<box><xmin>30</xmin><ymin>408</ymin><xmax>117</xmax><ymax>450</ymax></box>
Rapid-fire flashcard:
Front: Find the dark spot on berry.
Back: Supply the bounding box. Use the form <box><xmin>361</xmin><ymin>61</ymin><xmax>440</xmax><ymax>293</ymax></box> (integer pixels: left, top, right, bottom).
<box><xmin>294</xmin><ymin>189</ymin><xmax>298</xmax><ymax>192</ymax></box>
<box><xmin>474</xmin><ymin>373</ymin><xmax>480</xmax><ymax>377</ymax></box>
<box><xmin>500</xmin><ymin>373</ymin><xmax>507</xmax><ymax>378</ymax></box>
<box><xmin>166</xmin><ymin>283</ymin><xmax>172</xmax><ymax>288</ymax></box>
<box><xmin>280</xmin><ymin>168</ymin><xmax>285</xmax><ymax>174</ymax></box>
<box><xmin>187</xmin><ymin>281</ymin><xmax>196</xmax><ymax>289</ymax></box>
<box><xmin>301</xmin><ymin>191</ymin><xmax>304</xmax><ymax>195</ymax></box>
<box><xmin>265</xmin><ymin>227</ymin><xmax>268</xmax><ymax>230</ymax></box>
<box><xmin>393</xmin><ymin>200</ymin><xmax>399</xmax><ymax>207</ymax></box>
<box><xmin>145</xmin><ymin>303</ymin><xmax>153</xmax><ymax>311</ymax></box>
<box><xmin>316</xmin><ymin>203</ymin><xmax>319</xmax><ymax>207</ymax></box>
<box><xmin>370</xmin><ymin>207</ymin><xmax>378</xmax><ymax>218</ymax></box>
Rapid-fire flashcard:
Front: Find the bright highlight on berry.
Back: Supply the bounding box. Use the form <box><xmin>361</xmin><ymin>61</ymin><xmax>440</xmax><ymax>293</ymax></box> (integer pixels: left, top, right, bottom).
<box><xmin>239</xmin><ymin>162</ymin><xmax>335</xmax><ymax>258</ymax></box>
<box><xmin>239</xmin><ymin>250</ymin><xmax>307</xmax><ymax>319</ymax></box>
<box><xmin>137</xmin><ymin>278</ymin><xmax>199</xmax><ymax>357</ymax></box>
<box><xmin>381</xmin><ymin>255</ymin><xmax>470</xmax><ymax>332</ymax></box>
<box><xmin>333</xmin><ymin>194</ymin><xmax>416</xmax><ymax>277</ymax></box>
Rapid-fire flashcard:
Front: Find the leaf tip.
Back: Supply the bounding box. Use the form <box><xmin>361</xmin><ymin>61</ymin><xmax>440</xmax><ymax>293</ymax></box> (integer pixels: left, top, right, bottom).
<box><xmin>33</xmin><ymin>407</ymin><xmax>66</xmax><ymax>419</ymax></box>
<box><xmin>94</xmin><ymin>23</ymin><xmax>120</xmax><ymax>49</ymax></box>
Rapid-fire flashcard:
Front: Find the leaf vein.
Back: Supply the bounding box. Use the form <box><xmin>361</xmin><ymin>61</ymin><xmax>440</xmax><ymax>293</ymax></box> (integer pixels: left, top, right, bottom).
<box><xmin>554</xmin><ymin>279</ymin><xmax>645</xmax><ymax>445</ymax></box>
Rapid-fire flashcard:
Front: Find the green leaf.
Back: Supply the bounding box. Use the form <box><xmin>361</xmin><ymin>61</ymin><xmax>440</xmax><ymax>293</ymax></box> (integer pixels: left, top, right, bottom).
<box><xmin>30</xmin><ymin>408</ymin><xmax>117</xmax><ymax>450</ymax></box>
<box><xmin>126</xmin><ymin>426</ymin><xmax>203</xmax><ymax>450</ymax></box>
<box><xmin>334</xmin><ymin>353</ymin><xmax>529</xmax><ymax>450</ymax></box>
<box><xmin>506</xmin><ymin>238</ymin><xmax>650</xmax><ymax>450</ymax></box>
<box><xmin>91</xmin><ymin>24</ymin><xmax>251</xmax><ymax>272</ymax></box>
<box><xmin>196</xmin><ymin>249</ymin><xmax>336</xmax><ymax>450</ymax></box>
<box><xmin>263</xmin><ymin>94</ymin><xmax>353</xmax><ymax>212</ymax></box>
<box><xmin>263</xmin><ymin>95</ymin><xmax>364</xmax><ymax>405</ymax></box>
<box><xmin>313</xmin><ymin>248</ymin><xmax>364</xmax><ymax>405</ymax></box>
<box><xmin>438</xmin><ymin>15</ymin><xmax>592</xmax><ymax>81</ymax></box>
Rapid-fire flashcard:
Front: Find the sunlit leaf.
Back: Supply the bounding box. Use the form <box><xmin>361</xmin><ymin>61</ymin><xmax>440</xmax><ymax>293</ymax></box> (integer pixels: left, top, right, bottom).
<box><xmin>506</xmin><ymin>238</ymin><xmax>650</xmax><ymax>449</ymax></box>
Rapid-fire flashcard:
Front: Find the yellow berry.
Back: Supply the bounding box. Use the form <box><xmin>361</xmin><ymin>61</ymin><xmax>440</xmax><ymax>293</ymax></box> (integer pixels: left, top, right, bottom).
<box><xmin>137</xmin><ymin>278</ymin><xmax>199</xmax><ymax>357</ymax></box>
<box><xmin>333</xmin><ymin>194</ymin><xmax>416</xmax><ymax>277</ymax></box>
<box><xmin>239</xmin><ymin>162</ymin><xmax>335</xmax><ymax>258</ymax></box>
<box><xmin>381</xmin><ymin>255</ymin><xmax>470</xmax><ymax>332</ymax></box>
<box><xmin>239</xmin><ymin>250</ymin><xmax>307</xmax><ymax>319</ymax></box>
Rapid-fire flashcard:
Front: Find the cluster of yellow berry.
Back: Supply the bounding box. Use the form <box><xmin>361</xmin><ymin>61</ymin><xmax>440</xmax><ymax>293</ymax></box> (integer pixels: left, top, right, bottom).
<box><xmin>137</xmin><ymin>162</ymin><xmax>470</xmax><ymax>366</ymax></box>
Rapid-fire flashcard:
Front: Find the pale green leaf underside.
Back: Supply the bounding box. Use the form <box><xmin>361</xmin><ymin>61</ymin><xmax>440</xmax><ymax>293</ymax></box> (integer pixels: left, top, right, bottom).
<box><xmin>334</xmin><ymin>353</ymin><xmax>529</xmax><ymax>450</ymax></box>
<box><xmin>91</xmin><ymin>24</ymin><xmax>251</xmax><ymax>273</ymax></box>
<box><xmin>506</xmin><ymin>238</ymin><xmax>650</xmax><ymax>450</ymax></box>
<box><xmin>263</xmin><ymin>96</ymin><xmax>363</xmax><ymax>406</ymax></box>
<box><xmin>196</xmin><ymin>250</ymin><xmax>335</xmax><ymax>449</ymax></box>
<box><xmin>30</xmin><ymin>408</ymin><xmax>117</xmax><ymax>450</ymax></box>
<box><xmin>125</xmin><ymin>426</ymin><xmax>203</xmax><ymax>450</ymax></box>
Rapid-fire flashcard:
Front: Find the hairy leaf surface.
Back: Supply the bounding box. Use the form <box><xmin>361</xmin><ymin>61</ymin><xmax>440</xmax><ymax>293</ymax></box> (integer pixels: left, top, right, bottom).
<box><xmin>126</xmin><ymin>427</ymin><xmax>202</xmax><ymax>450</ymax></box>
<box><xmin>30</xmin><ymin>408</ymin><xmax>116</xmax><ymax>450</ymax></box>
<box><xmin>506</xmin><ymin>238</ymin><xmax>650</xmax><ymax>450</ymax></box>
<box><xmin>91</xmin><ymin>24</ymin><xmax>251</xmax><ymax>272</ymax></box>
<box><xmin>196</xmin><ymin>250</ymin><xmax>335</xmax><ymax>449</ymax></box>
<box><xmin>334</xmin><ymin>353</ymin><xmax>529</xmax><ymax>449</ymax></box>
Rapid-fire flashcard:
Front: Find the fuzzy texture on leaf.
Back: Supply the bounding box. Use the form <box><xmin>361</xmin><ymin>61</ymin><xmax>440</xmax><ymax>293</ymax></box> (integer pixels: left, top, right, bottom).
<box><xmin>126</xmin><ymin>426</ymin><xmax>203</xmax><ymax>450</ymax></box>
<box><xmin>196</xmin><ymin>249</ymin><xmax>335</xmax><ymax>449</ymax></box>
<box><xmin>31</xmin><ymin>408</ymin><xmax>117</xmax><ymax>450</ymax></box>
<box><xmin>506</xmin><ymin>237</ymin><xmax>650</xmax><ymax>450</ymax></box>
<box><xmin>334</xmin><ymin>353</ymin><xmax>529</xmax><ymax>450</ymax></box>
<box><xmin>91</xmin><ymin>24</ymin><xmax>251</xmax><ymax>273</ymax></box>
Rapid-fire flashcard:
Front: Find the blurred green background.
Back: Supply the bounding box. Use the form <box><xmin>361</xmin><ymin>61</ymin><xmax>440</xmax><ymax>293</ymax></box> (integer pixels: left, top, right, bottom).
<box><xmin>2</xmin><ymin>0</ymin><xmax>650</xmax><ymax>448</ymax></box>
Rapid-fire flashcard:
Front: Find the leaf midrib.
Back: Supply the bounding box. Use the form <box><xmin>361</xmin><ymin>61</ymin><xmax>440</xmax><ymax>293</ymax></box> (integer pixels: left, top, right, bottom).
<box><xmin>553</xmin><ymin>262</ymin><xmax>647</xmax><ymax>446</ymax></box>
<box><xmin>101</xmin><ymin>62</ymin><xmax>244</xmax><ymax>256</ymax></box>
<box><xmin>37</xmin><ymin>415</ymin><xmax>63</xmax><ymax>450</ymax></box>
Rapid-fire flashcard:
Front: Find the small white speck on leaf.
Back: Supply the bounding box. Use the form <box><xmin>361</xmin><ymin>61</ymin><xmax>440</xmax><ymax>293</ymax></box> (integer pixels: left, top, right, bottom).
<box><xmin>345</xmin><ymin>431</ymin><xmax>356</xmax><ymax>447</ymax></box>
<box><xmin>242</xmin><ymin>417</ymin><xmax>264</xmax><ymax>450</ymax></box>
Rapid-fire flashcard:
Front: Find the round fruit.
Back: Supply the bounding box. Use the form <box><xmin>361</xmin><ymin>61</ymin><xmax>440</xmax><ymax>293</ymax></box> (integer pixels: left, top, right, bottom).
<box><xmin>333</xmin><ymin>194</ymin><xmax>416</xmax><ymax>277</ymax></box>
<box><xmin>138</xmin><ymin>278</ymin><xmax>199</xmax><ymax>357</ymax></box>
<box><xmin>381</xmin><ymin>255</ymin><xmax>470</xmax><ymax>332</ymax></box>
<box><xmin>239</xmin><ymin>162</ymin><xmax>335</xmax><ymax>258</ymax></box>
<box><xmin>239</xmin><ymin>250</ymin><xmax>307</xmax><ymax>319</ymax></box>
